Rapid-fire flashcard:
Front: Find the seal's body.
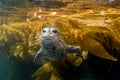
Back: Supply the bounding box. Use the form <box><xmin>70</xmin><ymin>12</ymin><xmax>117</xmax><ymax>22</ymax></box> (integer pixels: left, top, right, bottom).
<box><xmin>34</xmin><ymin>26</ymin><xmax>82</xmax><ymax>65</ymax></box>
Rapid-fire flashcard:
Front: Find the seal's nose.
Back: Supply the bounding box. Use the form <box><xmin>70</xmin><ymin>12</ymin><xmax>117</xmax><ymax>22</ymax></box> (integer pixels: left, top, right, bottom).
<box><xmin>47</xmin><ymin>31</ymin><xmax>54</xmax><ymax>36</ymax></box>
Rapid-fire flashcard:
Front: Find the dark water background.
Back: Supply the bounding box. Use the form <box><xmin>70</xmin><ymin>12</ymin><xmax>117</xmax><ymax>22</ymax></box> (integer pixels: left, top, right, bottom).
<box><xmin>0</xmin><ymin>51</ymin><xmax>120</xmax><ymax>80</ymax></box>
<box><xmin>0</xmin><ymin>51</ymin><xmax>37</xmax><ymax>80</ymax></box>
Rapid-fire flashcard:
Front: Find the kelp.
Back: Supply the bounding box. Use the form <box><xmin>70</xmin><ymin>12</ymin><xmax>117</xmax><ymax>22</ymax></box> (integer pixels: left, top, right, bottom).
<box><xmin>0</xmin><ymin>17</ymin><xmax>120</xmax><ymax>80</ymax></box>
<box><xmin>32</xmin><ymin>18</ymin><xmax>120</xmax><ymax>80</ymax></box>
<box><xmin>0</xmin><ymin>21</ymin><xmax>42</xmax><ymax>59</ymax></box>
<box><xmin>55</xmin><ymin>18</ymin><xmax>118</xmax><ymax>61</ymax></box>
<box><xmin>109</xmin><ymin>17</ymin><xmax>120</xmax><ymax>44</ymax></box>
<box><xmin>32</xmin><ymin>62</ymin><xmax>63</xmax><ymax>80</ymax></box>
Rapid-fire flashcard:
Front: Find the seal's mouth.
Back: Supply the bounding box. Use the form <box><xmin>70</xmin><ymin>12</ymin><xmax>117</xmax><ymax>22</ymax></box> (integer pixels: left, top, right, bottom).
<box><xmin>40</xmin><ymin>36</ymin><xmax>57</xmax><ymax>43</ymax></box>
<box><xmin>42</xmin><ymin>36</ymin><xmax>55</xmax><ymax>40</ymax></box>
<box><xmin>42</xmin><ymin>37</ymin><xmax>54</xmax><ymax>42</ymax></box>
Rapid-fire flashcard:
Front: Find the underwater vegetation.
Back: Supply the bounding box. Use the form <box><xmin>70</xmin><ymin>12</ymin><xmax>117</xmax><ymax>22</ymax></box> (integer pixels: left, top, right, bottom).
<box><xmin>0</xmin><ymin>16</ymin><xmax>120</xmax><ymax>80</ymax></box>
<box><xmin>0</xmin><ymin>0</ymin><xmax>120</xmax><ymax>79</ymax></box>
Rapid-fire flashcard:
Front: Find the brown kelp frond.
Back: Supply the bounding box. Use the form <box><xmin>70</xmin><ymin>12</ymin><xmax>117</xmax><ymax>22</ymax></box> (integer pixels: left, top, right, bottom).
<box><xmin>108</xmin><ymin>17</ymin><xmax>120</xmax><ymax>44</ymax></box>
<box><xmin>32</xmin><ymin>62</ymin><xmax>61</xmax><ymax>80</ymax></box>
<box><xmin>55</xmin><ymin>18</ymin><xmax>119</xmax><ymax>61</ymax></box>
<box><xmin>0</xmin><ymin>21</ymin><xmax>42</xmax><ymax>59</ymax></box>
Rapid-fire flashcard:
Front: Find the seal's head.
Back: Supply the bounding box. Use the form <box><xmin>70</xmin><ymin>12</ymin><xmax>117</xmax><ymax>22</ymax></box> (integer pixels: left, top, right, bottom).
<box><xmin>40</xmin><ymin>26</ymin><xmax>59</xmax><ymax>44</ymax></box>
<box><xmin>34</xmin><ymin>26</ymin><xmax>67</xmax><ymax>64</ymax></box>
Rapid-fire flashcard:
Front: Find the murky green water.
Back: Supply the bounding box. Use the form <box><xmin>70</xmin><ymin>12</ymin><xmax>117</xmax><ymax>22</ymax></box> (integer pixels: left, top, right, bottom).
<box><xmin>0</xmin><ymin>52</ymin><xmax>36</xmax><ymax>80</ymax></box>
<box><xmin>0</xmin><ymin>53</ymin><xmax>9</xmax><ymax>80</ymax></box>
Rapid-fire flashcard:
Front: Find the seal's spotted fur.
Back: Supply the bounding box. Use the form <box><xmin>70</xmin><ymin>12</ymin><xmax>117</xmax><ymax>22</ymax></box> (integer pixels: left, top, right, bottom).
<box><xmin>34</xmin><ymin>26</ymin><xmax>83</xmax><ymax>65</ymax></box>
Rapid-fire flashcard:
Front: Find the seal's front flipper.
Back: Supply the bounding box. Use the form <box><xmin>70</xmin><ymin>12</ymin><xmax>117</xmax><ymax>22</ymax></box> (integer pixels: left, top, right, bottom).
<box><xmin>67</xmin><ymin>45</ymin><xmax>88</xmax><ymax>60</ymax></box>
<box><xmin>67</xmin><ymin>46</ymin><xmax>82</xmax><ymax>56</ymax></box>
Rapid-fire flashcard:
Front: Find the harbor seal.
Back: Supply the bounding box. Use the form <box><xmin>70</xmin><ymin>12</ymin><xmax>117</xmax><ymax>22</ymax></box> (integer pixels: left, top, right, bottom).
<box><xmin>34</xmin><ymin>26</ymin><xmax>84</xmax><ymax>65</ymax></box>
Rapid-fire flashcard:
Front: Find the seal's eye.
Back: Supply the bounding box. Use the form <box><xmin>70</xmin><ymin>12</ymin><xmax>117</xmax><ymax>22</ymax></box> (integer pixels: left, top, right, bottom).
<box><xmin>43</xmin><ymin>30</ymin><xmax>46</xmax><ymax>33</ymax></box>
<box><xmin>52</xmin><ymin>30</ymin><xmax>57</xmax><ymax>33</ymax></box>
